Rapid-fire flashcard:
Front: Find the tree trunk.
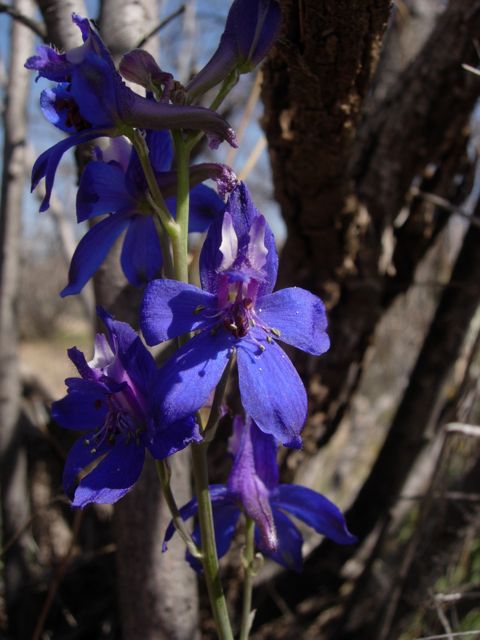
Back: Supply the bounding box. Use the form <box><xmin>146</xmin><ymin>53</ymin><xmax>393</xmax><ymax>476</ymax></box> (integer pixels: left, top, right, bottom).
<box><xmin>0</xmin><ymin>0</ymin><xmax>37</xmax><ymax>623</ymax></box>
<box><xmin>98</xmin><ymin>2</ymin><xmax>199</xmax><ymax>638</ymax></box>
<box><xmin>256</xmin><ymin>0</ymin><xmax>480</xmax><ymax>634</ymax></box>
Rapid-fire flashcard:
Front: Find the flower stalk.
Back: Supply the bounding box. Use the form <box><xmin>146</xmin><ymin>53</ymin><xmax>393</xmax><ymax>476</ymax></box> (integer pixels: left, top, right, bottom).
<box><xmin>239</xmin><ymin>516</ymin><xmax>256</xmax><ymax>640</ymax></box>
<box><xmin>192</xmin><ymin>442</ymin><xmax>234</xmax><ymax>640</ymax></box>
<box><xmin>155</xmin><ymin>460</ymin><xmax>201</xmax><ymax>560</ymax></box>
<box><xmin>128</xmin><ymin>129</ymin><xmax>177</xmax><ymax>237</ymax></box>
<box><xmin>172</xmin><ymin>130</ymin><xmax>234</xmax><ymax>640</ymax></box>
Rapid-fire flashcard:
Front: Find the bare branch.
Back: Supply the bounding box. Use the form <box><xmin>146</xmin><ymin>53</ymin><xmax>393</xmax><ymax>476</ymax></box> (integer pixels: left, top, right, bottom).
<box><xmin>0</xmin><ymin>2</ymin><xmax>46</xmax><ymax>38</ymax></box>
<box><xmin>135</xmin><ymin>5</ymin><xmax>185</xmax><ymax>49</ymax></box>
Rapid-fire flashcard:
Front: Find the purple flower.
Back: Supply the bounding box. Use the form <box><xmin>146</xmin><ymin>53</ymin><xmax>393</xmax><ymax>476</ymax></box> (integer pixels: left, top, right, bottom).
<box><xmin>25</xmin><ymin>14</ymin><xmax>237</xmax><ymax>212</ymax></box>
<box><xmin>164</xmin><ymin>417</ymin><xmax>356</xmax><ymax>572</ymax></box>
<box><xmin>61</xmin><ymin>132</ymin><xmax>233</xmax><ymax>296</ymax></box>
<box><xmin>187</xmin><ymin>0</ymin><xmax>281</xmax><ymax>100</ymax></box>
<box><xmin>51</xmin><ymin>308</ymin><xmax>199</xmax><ymax>507</ymax></box>
<box><xmin>141</xmin><ymin>182</ymin><xmax>330</xmax><ymax>448</ymax></box>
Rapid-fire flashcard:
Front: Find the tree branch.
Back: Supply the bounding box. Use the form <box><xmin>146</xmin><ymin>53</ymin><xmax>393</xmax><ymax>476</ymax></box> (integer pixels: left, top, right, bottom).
<box><xmin>0</xmin><ymin>2</ymin><xmax>46</xmax><ymax>39</ymax></box>
<box><xmin>135</xmin><ymin>5</ymin><xmax>185</xmax><ymax>49</ymax></box>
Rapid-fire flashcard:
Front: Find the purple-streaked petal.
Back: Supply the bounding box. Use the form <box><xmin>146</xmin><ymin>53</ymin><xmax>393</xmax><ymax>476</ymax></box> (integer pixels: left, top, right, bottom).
<box><xmin>228</xmin><ymin>418</ymin><xmax>277</xmax><ymax>551</ymax></box>
<box><xmin>60</xmin><ymin>211</ymin><xmax>131</xmax><ymax>297</ymax></box>
<box><xmin>153</xmin><ymin>330</ymin><xmax>236</xmax><ymax>424</ymax></box>
<box><xmin>32</xmin><ymin>129</ymin><xmax>107</xmax><ymax>212</ymax></box>
<box><xmin>200</xmin><ymin>183</ymin><xmax>278</xmax><ymax>296</ymax></box>
<box><xmin>272</xmin><ymin>485</ymin><xmax>358</xmax><ymax>545</ymax></box>
<box><xmin>256</xmin><ymin>288</ymin><xmax>330</xmax><ymax>355</ymax></box>
<box><xmin>259</xmin><ymin>507</ymin><xmax>303</xmax><ymax>572</ymax></box>
<box><xmin>120</xmin><ymin>216</ymin><xmax>163</xmax><ymax>286</ymax></box>
<box><xmin>71</xmin><ymin>438</ymin><xmax>145</xmax><ymax>507</ymax></box>
<box><xmin>52</xmin><ymin>379</ymin><xmax>108</xmax><ymax>431</ymax></box>
<box><xmin>237</xmin><ymin>332</ymin><xmax>307</xmax><ymax>448</ymax></box>
<box><xmin>141</xmin><ymin>280</ymin><xmax>217</xmax><ymax>344</ymax></box>
<box><xmin>25</xmin><ymin>45</ymin><xmax>70</xmax><ymax>82</ymax></box>
<box><xmin>76</xmin><ymin>161</ymin><xmax>133</xmax><ymax>222</ymax></box>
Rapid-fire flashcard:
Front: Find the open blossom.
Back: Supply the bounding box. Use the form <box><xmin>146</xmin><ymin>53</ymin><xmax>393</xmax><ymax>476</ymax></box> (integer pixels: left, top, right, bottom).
<box><xmin>164</xmin><ymin>417</ymin><xmax>357</xmax><ymax>572</ymax></box>
<box><xmin>25</xmin><ymin>14</ymin><xmax>237</xmax><ymax>212</ymax></box>
<box><xmin>62</xmin><ymin>132</ymin><xmax>233</xmax><ymax>296</ymax></box>
<box><xmin>187</xmin><ymin>0</ymin><xmax>282</xmax><ymax>100</ymax></box>
<box><xmin>51</xmin><ymin>308</ymin><xmax>199</xmax><ymax>507</ymax></box>
<box><xmin>141</xmin><ymin>182</ymin><xmax>330</xmax><ymax>447</ymax></box>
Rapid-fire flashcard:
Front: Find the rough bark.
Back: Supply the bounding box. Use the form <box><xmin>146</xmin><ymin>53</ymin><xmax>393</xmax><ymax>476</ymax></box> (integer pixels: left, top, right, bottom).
<box><xmin>255</xmin><ymin>0</ymin><xmax>480</xmax><ymax>633</ymax></box>
<box><xmin>262</xmin><ymin>0</ymin><xmax>480</xmax><ymax>452</ymax></box>
<box><xmin>98</xmin><ymin>2</ymin><xmax>199</xmax><ymax>638</ymax></box>
<box><xmin>262</xmin><ymin>0</ymin><xmax>392</xmax><ymax>446</ymax></box>
<box><xmin>0</xmin><ymin>0</ymin><xmax>37</xmax><ymax>615</ymax></box>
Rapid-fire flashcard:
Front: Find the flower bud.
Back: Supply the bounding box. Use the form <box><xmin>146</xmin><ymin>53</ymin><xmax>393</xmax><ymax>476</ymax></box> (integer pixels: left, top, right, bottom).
<box><xmin>187</xmin><ymin>0</ymin><xmax>281</xmax><ymax>100</ymax></box>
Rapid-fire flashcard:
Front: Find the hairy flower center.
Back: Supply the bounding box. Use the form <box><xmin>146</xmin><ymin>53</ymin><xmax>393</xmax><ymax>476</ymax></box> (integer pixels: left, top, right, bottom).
<box><xmin>86</xmin><ymin>386</ymin><xmax>144</xmax><ymax>453</ymax></box>
<box><xmin>55</xmin><ymin>95</ymin><xmax>91</xmax><ymax>131</ymax></box>
<box><xmin>223</xmin><ymin>298</ymin><xmax>253</xmax><ymax>338</ymax></box>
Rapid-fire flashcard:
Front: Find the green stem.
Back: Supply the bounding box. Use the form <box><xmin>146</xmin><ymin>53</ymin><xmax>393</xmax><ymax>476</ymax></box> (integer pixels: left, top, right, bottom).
<box><xmin>239</xmin><ymin>517</ymin><xmax>256</xmax><ymax>640</ymax></box>
<box><xmin>128</xmin><ymin>130</ymin><xmax>178</xmax><ymax>237</ymax></box>
<box><xmin>191</xmin><ymin>443</ymin><xmax>234</xmax><ymax>640</ymax></box>
<box><xmin>172</xmin><ymin>133</ymin><xmax>234</xmax><ymax>640</ymax></box>
<box><xmin>171</xmin><ymin>131</ymin><xmax>191</xmax><ymax>283</ymax></box>
<box><xmin>155</xmin><ymin>460</ymin><xmax>201</xmax><ymax>560</ymax></box>
<box><xmin>152</xmin><ymin>213</ymin><xmax>174</xmax><ymax>277</ymax></box>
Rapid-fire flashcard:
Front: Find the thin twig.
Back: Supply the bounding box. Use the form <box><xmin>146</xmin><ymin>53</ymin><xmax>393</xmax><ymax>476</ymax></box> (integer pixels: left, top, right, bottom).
<box><xmin>136</xmin><ymin>5</ymin><xmax>185</xmax><ymax>48</ymax></box>
<box><xmin>0</xmin><ymin>496</ymin><xmax>68</xmax><ymax>559</ymax></box>
<box><xmin>0</xmin><ymin>3</ymin><xmax>46</xmax><ymax>38</ymax></box>
<box><xmin>432</xmin><ymin>591</ymin><xmax>454</xmax><ymax>640</ymax></box>
<box><xmin>417</xmin><ymin>631</ymin><xmax>480</xmax><ymax>640</ymax></box>
<box><xmin>410</xmin><ymin>187</ymin><xmax>480</xmax><ymax>229</ymax></box>
<box><xmin>238</xmin><ymin>136</ymin><xmax>267</xmax><ymax>181</ymax></box>
<box><xmin>462</xmin><ymin>64</ymin><xmax>480</xmax><ymax>77</ymax></box>
<box><xmin>226</xmin><ymin>72</ymin><xmax>262</xmax><ymax>167</ymax></box>
<box><xmin>32</xmin><ymin>510</ymin><xmax>83</xmax><ymax>640</ymax></box>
